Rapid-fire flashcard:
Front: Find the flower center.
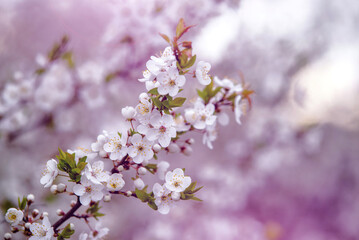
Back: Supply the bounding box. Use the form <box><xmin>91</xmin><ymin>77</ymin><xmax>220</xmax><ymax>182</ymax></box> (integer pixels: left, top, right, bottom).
<box><xmin>174</xmin><ymin>181</ymin><xmax>181</xmax><ymax>187</ymax></box>
<box><xmin>159</xmin><ymin>126</ymin><xmax>166</xmax><ymax>133</ymax></box>
<box><xmin>10</xmin><ymin>214</ymin><xmax>17</xmax><ymax>220</ymax></box>
<box><xmin>200</xmin><ymin>115</ymin><xmax>206</xmax><ymax>121</ymax></box>
<box><xmin>85</xmin><ymin>186</ymin><xmax>92</xmax><ymax>193</ymax></box>
<box><xmin>137</xmin><ymin>145</ymin><xmax>144</xmax><ymax>152</ymax></box>
<box><xmin>110</xmin><ymin>183</ymin><xmax>117</xmax><ymax>189</ymax></box>
<box><xmin>169</xmin><ymin>79</ymin><xmax>176</xmax><ymax>86</ymax></box>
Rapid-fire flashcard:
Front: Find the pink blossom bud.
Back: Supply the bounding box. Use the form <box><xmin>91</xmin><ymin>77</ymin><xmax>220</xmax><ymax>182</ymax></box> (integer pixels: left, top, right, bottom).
<box><xmin>4</xmin><ymin>233</ymin><xmax>12</xmax><ymax>240</ymax></box>
<box><xmin>32</xmin><ymin>209</ymin><xmax>39</xmax><ymax>218</ymax></box>
<box><xmin>187</xmin><ymin>138</ymin><xmax>195</xmax><ymax>145</ymax></box>
<box><xmin>171</xmin><ymin>192</ymin><xmax>181</xmax><ymax>201</ymax></box>
<box><xmin>138</xmin><ymin>167</ymin><xmax>147</xmax><ymax>175</ymax></box>
<box><xmin>42</xmin><ymin>212</ymin><xmax>48</xmax><ymax>217</ymax></box>
<box><xmin>183</xmin><ymin>146</ymin><xmax>193</xmax><ymax>156</ymax></box>
<box><xmin>56</xmin><ymin>209</ymin><xmax>64</xmax><ymax>216</ymax></box>
<box><xmin>153</xmin><ymin>144</ymin><xmax>161</xmax><ymax>152</ymax></box>
<box><xmin>126</xmin><ymin>191</ymin><xmax>132</xmax><ymax>197</ymax></box>
<box><xmin>27</xmin><ymin>194</ymin><xmax>35</xmax><ymax>203</ymax></box>
<box><xmin>103</xmin><ymin>194</ymin><xmax>111</xmax><ymax>202</ymax></box>
<box><xmin>168</xmin><ymin>143</ymin><xmax>180</xmax><ymax>153</ymax></box>
<box><xmin>24</xmin><ymin>223</ymin><xmax>31</xmax><ymax>229</ymax></box>
<box><xmin>134</xmin><ymin>178</ymin><xmax>145</xmax><ymax>190</ymax></box>
<box><xmin>69</xmin><ymin>223</ymin><xmax>75</xmax><ymax>231</ymax></box>
<box><xmin>57</xmin><ymin>183</ymin><xmax>66</xmax><ymax>193</ymax></box>
<box><xmin>70</xmin><ymin>200</ymin><xmax>77</xmax><ymax>207</ymax></box>
<box><xmin>117</xmin><ymin>166</ymin><xmax>124</xmax><ymax>172</ymax></box>
<box><xmin>50</xmin><ymin>185</ymin><xmax>57</xmax><ymax>194</ymax></box>
<box><xmin>122</xmin><ymin>106</ymin><xmax>136</xmax><ymax>119</ymax></box>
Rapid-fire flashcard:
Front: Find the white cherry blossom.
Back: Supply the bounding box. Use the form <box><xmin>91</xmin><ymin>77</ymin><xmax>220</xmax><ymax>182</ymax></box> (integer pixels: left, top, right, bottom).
<box><xmin>196</xmin><ymin>61</ymin><xmax>211</xmax><ymax>85</ymax></box>
<box><xmin>153</xmin><ymin>183</ymin><xmax>173</xmax><ymax>214</ymax></box>
<box><xmin>40</xmin><ymin>159</ymin><xmax>59</xmax><ymax>188</ymax></box>
<box><xmin>91</xmin><ymin>131</ymin><xmax>109</xmax><ymax>158</ymax></box>
<box><xmin>85</xmin><ymin>161</ymin><xmax>110</xmax><ymax>184</ymax></box>
<box><xmin>157</xmin><ymin>66</ymin><xmax>186</xmax><ymax>97</ymax></box>
<box><xmin>73</xmin><ymin>175</ymin><xmax>104</xmax><ymax>206</ymax></box>
<box><xmin>121</xmin><ymin>106</ymin><xmax>136</xmax><ymax>119</ymax></box>
<box><xmin>29</xmin><ymin>216</ymin><xmax>54</xmax><ymax>240</ymax></box>
<box><xmin>173</xmin><ymin>114</ymin><xmax>191</xmax><ymax>132</ymax></box>
<box><xmin>135</xmin><ymin>98</ymin><xmax>153</xmax><ymax>125</ymax></box>
<box><xmin>88</xmin><ymin>222</ymin><xmax>109</xmax><ymax>240</ymax></box>
<box><xmin>203</xmin><ymin>123</ymin><xmax>218</xmax><ymax>149</ymax></box>
<box><xmin>185</xmin><ymin>100</ymin><xmax>217</xmax><ymax>130</ymax></box>
<box><xmin>157</xmin><ymin>161</ymin><xmax>170</xmax><ymax>180</ymax></box>
<box><xmin>165</xmin><ymin>168</ymin><xmax>191</xmax><ymax>193</ymax></box>
<box><xmin>128</xmin><ymin>134</ymin><xmax>154</xmax><ymax>164</ymax></box>
<box><xmin>5</xmin><ymin>208</ymin><xmax>23</xmax><ymax>225</ymax></box>
<box><xmin>106</xmin><ymin>173</ymin><xmax>125</xmax><ymax>191</ymax></box>
<box><xmin>234</xmin><ymin>95</ymin><xmax>243</xmax><ymax>125</ymax></box>
<box><xmin>103</xmin><ymin>132</ymin><xmax>128</xmax><ymax>161</ymax></box>
<box><xmin>142</xmin><ymin>113</ymin><xmax>176</xmax><ymax>147</ymax></box>
<box><xmin>214</xmin><ymin>76</ymin><xmax>243</xmax><ymax>95</ymax></box>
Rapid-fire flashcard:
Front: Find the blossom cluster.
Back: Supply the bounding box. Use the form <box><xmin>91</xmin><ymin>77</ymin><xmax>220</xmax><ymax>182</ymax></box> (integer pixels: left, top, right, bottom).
<box><xmin>2</xmin><ymin>19</ymin><xmax>252</xmax><ymax>239</ymax></box>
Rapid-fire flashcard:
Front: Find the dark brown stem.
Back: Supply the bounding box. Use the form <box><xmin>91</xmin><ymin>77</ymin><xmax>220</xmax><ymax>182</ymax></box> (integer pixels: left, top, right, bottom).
<box><xmin>52</xmin><ymin>197</ymin><xmax>82</xmax><ymax>233</ymax></box>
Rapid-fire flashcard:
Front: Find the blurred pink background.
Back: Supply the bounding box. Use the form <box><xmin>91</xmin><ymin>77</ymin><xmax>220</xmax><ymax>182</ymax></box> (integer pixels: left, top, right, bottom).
<box><xmin>1</xmin><ymin>0</ymin><xmax>359</xmax><ymax>239</ymax></box>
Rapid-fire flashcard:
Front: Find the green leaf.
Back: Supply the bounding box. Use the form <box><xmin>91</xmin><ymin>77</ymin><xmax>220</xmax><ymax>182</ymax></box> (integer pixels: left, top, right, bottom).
<box><xmin>148</xmin><ymin>88</ymin><xmax>159</xmax><ymax>95</ymax></box>
<box><xmin>19</xmin><ymin>196</ymin><xmax>27</xmax><ymax>210</ymax></box>
<box><xmin>152</xmin><ymin>97</ymin><xmax>162</xmax><ymax>110</ymax></box>
<box><xmin>191</xmin><ymin>197</ymin><xmax>203</xmax><ymax>201</ymax></box>
<box><xmin>62</xmin><ymin>51</ymin><xmax>75</xmax><ymax>68</ymax></box>
<box><xmin>183</xmin><ymin>55</ymin><xmax>196</xmax><ymax>69</ymax></box>
<box><xmin>147</xmin><ymin>201</ymin><xmax>158</xmax><ymax>210</ymax></box>
<box><xmin>159</xmin><ymin>33</ymin><xmax>170</xmax><ymax>44</ymax></box>
<box><xmin>135</xmin><ymin>189</ymin><xmax>149</xmax><ymax>202</ymax></box>
<box><xmin>176</xmin><ymin>18</ymin><xmax>185</xmax><ymax>38</ymax></box>
<box><xmin>57</xmin><ymin>223</ymin><xmax>75</xmax><ymax>239</ymax></box>
<box><xmin>35</xmin><ymin>68</ymin><xmax>46</xmax><ymax>75</ymax></box>
<box><xmin>170</xmin><ymin>97</ymin><xmax>186</xmax><ymax>107</ymax></box>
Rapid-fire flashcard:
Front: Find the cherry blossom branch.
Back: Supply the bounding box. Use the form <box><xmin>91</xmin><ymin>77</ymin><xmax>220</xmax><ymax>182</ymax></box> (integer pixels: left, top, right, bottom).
<box><xmin>52</xmin><ymin>197</ymin><xmax>82</xmax><ymax>234</ymax></box>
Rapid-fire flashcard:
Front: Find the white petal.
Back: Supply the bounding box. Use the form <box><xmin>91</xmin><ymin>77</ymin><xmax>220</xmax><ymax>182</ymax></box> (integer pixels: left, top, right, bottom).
<box><xmin>73</xmin><ymin>184</ymin><xmax>85</xmax><ymax>196</ymax></box>
<box><xmin>80</xmin><ymin>195</ymin><xmax>91</xmax><ymax>206</ymax></box>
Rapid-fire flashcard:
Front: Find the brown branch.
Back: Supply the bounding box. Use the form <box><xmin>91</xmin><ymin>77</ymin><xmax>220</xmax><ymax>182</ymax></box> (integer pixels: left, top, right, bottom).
<box><xmin>52</xmin><ymin>197</ymin><xmax>82</xmax><ymax>233</ymax></box>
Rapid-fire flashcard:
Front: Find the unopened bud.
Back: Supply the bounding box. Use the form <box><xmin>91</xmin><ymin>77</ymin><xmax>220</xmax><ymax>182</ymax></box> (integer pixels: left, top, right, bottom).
<box><xmin>4</xmin><ymin>233</ymin><xmax>12</xmax><ymax>240</ymax></box>
<box><xmin>168</xmin><ymin>143</ymin><xmax>180</xmax><ymax>153</ymax></box>
<box><xmin>70</xmin><ymin>200</ymin><xmax>77</xmax><ymax>207</ymax></box>
<box><xmin>183</xmin><ymin>146</ymin><xmax>193</xmax><ymax>156</ymax></box>
<box><xmin>186</xmin><ymin>138</ymin><xmax>195</xmax><ymax>145</ymax></box>
<box><xmin>134</xmin><ymin>178</ymin><xmax>145</xmax><ymax>190</ymax></box>
<box><xmin>153</xmin><ymin>144</ymin><xmax>161</xmax><ymax>153</ymax></box>
<box><xmin>139</xmin><ymin>93</ymin><xmax>149</xmax><ymax>101</ymax></box>
<box><xmin>126</xmin><ymin>191</ymin><xmax>132</xmax><ymax>197</ymax></box>
<box><xmin>50</xmin><ymin>185</ymin><xmax>57</xmax><ymax>194</ymax></box>
<box><xmin>138</xmin><ymin>167</ymin><xmax>147</xmax><ymax>175</ymax></box>
<box><xmin>10</xmin><ymin>227</ymin><xmax>18</xmax><ymax>233</ymax></box>
<box><xmin>56</xmin><ymin>209</ymin><xmax>65</xmax><ymax>216</ymax></box>
<box><xmin>25</xmin><ymin>223</ymin><xmax>31</xmax><ymax>229</ymax></box>
<box><xmin>69</xmin><ymin>223</ymin><xmax>75</xmax><ymax>231</ymax></box>
<box><xmin>171</xmin><ymin>192</ymin><xmax>181</xmax><ymax>201</ymax></box>
<box><xmin>117</xmin><ymin>166</ymin><xmax>124</xmax><ymax>172</ymax></box>
<box><xmin>103</xmin><ymin>194</ymin><xmax>111</xmax><ymax>202</ymax></box>
<box><xmin>27</xmin><ymin>194</ymin><xmax>35</xmax><ymax>203</ymax></box>
<box><xmin>121</xmin><ymin>106</ymin><xmax>136</xmax><ymax>119</ymax></box>
<box><xmin>142</xmin><ymin>159</ymin><xmax>149</xmax><ymax>166</ymax></box>
<box><xmin>42</xmin><ymin>212</ymin><xmax>48</xmax><ymax>217</ymax></box>
<box><xmin>57</xmin><ymin>183</ymin><xmax>66</xmax><ymax>193</ymax></box>
<box><xmin>32</xmin><ymin>209</ymin><xmax>39</xmax><ymax>218</ymax></box>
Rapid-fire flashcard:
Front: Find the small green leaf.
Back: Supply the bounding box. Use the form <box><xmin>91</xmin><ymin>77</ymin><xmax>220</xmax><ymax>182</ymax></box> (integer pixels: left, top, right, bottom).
<box><xmin>147</xmin><ymin>201</ymin><xmax>158</xmax><ymax>210</ymax></box>
<box><xmin>148</xmin><ymin>88</ymin><xmax>159</xmax><ymax>95</ymax></box>
<box><xmin>170</xmin><ymin>97</ymin><xmax>186</xmax><ymax>107</ymax></box>
<box><xmin>183</xmin><ymin>55</ymin><xmax>196</xmax><ymax>69</ymax></box>
<box><xmin>159</xmin><ymin>33</ymin><xmax>170</xmax><ymax>44</ymax></box>
<box><xmin>152</xmin><ymin>97</ymin><xmax>162</xmax><ymax>110</ymax></box>
<box><xmin>135</xmin><ymin>189</ymin><xmax>149</xmax><ymax>202</ymax></box>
